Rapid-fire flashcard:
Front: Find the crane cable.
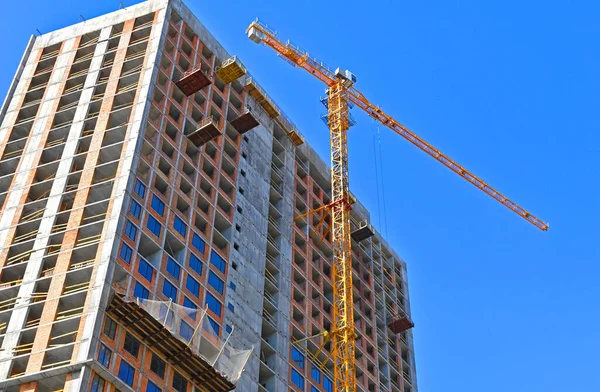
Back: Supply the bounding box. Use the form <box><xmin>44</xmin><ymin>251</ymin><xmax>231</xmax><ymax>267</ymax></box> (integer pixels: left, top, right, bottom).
<box><xmin>372</xmin><ymin>120</ymin><xmax>389</xmax><ymax>238</ymax></box>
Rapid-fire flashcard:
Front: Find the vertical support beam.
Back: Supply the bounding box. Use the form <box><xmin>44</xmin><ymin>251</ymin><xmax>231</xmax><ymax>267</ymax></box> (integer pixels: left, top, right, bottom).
<box><xmin>327</xmin><ymin>80</ymin><xmax>356</xmax><ymax>392</ymax></box>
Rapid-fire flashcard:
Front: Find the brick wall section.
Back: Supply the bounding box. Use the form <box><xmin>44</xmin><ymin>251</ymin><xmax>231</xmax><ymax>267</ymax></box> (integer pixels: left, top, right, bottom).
<box><xmin>70</xmin><ymin>11</ymin><xmax>161</xmax><ymax>364</ymax></box>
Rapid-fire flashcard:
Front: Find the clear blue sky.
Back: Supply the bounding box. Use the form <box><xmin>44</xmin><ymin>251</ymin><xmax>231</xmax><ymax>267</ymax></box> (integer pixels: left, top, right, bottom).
<box><xmin>2</xmin><ymin>1</ymin><xmax>597</xmax><ymax>391</ymax></box>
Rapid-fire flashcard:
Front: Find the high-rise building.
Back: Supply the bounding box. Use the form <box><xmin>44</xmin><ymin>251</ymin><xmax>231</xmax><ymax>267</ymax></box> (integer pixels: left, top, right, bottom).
<box><xmin>0</xmin><ymin>1</ymin><xmax>417</xmax><ymax>391</ymax></box>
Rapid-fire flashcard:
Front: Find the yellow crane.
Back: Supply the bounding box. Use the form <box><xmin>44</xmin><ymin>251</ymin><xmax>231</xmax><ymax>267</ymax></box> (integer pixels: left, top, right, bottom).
<box><xmin>246</xmin><ymin>19</ymin><xmax>548</xmax><ymax>392</ymax></box>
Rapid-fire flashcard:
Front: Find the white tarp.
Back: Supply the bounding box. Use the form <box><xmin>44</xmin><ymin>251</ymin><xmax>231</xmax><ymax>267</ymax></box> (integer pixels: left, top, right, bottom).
<box><xmin>135</xmin><ymin>298</ymin><xmax>252</xmax><ymax>384</ymax></box>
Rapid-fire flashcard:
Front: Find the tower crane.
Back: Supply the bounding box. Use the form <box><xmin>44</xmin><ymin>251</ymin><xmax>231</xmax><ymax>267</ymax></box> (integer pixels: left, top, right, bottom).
<box><xmin>246</xmin><ymin>19</ymin><xmax>548</xmax><ymax>392</ymax></box>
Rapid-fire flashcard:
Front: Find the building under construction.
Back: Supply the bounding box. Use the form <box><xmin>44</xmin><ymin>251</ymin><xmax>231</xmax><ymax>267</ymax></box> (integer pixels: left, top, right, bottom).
<box><xmin>0</xmin><ymin>0</ymin><xmax>417</xmax><ymax>391</ymax></box>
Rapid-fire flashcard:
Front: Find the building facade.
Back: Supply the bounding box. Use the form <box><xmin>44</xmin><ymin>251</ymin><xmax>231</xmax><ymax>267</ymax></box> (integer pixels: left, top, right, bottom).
<box><xmin>0</xmin><ymin>1</ymin><xmax>417</xmax><ymax>391</ymax></box>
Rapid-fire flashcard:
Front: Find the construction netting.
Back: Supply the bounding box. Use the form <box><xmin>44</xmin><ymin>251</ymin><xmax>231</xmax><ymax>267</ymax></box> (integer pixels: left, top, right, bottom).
<box><xmin>135</xmin><ymin>298</ymin><xmax>252</xmax><ymax>384</ymax></box>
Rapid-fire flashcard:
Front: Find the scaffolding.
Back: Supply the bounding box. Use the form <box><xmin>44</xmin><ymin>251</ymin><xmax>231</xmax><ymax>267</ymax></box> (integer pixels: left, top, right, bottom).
<box><xmin>107</xmin><ymin>294</ymin><xmax>252</xmax><ymax>390</ymax></box>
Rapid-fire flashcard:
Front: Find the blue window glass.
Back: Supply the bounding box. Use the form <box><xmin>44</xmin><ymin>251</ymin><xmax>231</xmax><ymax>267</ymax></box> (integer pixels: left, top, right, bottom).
<box><xmin>98</xmin><ymin>344</ymin><xmax>111</xmax><ymax>368</ymax></box>
<box><xmin>227</xmin><ymin>303</ymin><xmax>235</xmax><ymax>313</ymax></box>
<box><xmin>324</xmin><ymin>376</ymin><xmax>333</xmax><ymax>392</ymax></box>
<box><xmin>192</xmin><ymin>233</ymin><xmax>205</xmax><ymax>254</ymax></box>
<box><xmin>208</xmin><ymin>271</ymin><xmax>224</xmax><ymax>295</ymax></box>
<box><xmin>312</xmin><ymin>387</ymin><xmax>319</xmax><ymax>392</ymax></box>
<box><xmin>166</xmin><ymin>257</ymin><xmax>181</xmax><ymax>281</ymax></box>
<box><xmin>147</xmin><ymin>215</ymin><xmax>162</xmax><ymax>237</ymax></box>
<box><xmin>180</xmin><ymin>321</ymin><xmax>193</xmax><ymax>341</ymax></box>
<box><xmin>229</xmin><ymin>281</ymin><xmax>236</xmax><ymax>291</ymax></box>
<box><xmin>208</xmin><ymin>317</ymin><xmax>220</xmax><ymax>335</ymax></box>
<box><xmin>210</xmin><ymin>251</ymin><xmax>226</xmax><ymax>274</ymax></box>
<box><xmin>119</xmin><ymin>243</ymin><xmax>132</xmax><ymax>264</ymax></box>
<box><xmin>125</xmin><ymin>220</ymin><xmax>137</xmax><ymax>240</ymax></box>
<box><xmin>173</xmin><ymin>215</ymin><xmax>187</xmax><ymax>237</ymax></box>
<box><xmin>162</xmin><ymin>280</ymin><xmax>178</xmax><ymax>302</ymax></box>
<box><xmin>130</xmin><ymin>200</ymin><xmax>141</xmax><ymax>219</ymax></box>
<box><xmin>118</xmin><ymin>360</ymin><xmax>135</xmax><ymax>386</ymax></box>
<box><xmin>134</xmin><ymin>282</ymin><xmax>149</xmax><ymax>299</ymax></box>
<box><xmin>138</xmin><ymin>259</ymin><xmax>153</xmax><ymax>282</ymax></box>
<box><xmin>291</xmin><ymin>368</ymin><xmax>304</xmax><ymax>389</ymax></box>
<box><xmin>189</xmin><ymin>253</ymin><xmax>203</xmax><ymax>275</ymax></box>
<box><xmin>146</xmin><ymin>381</ymin><xmax>161</xmax><ymax>392</ymax></box>
<box><xmin>292</xmin><ymin>346</ymin><xmax>304</xmax><ymax>368</ymax></box>
<box><xmin>205</xmin><ymin>292</ymin><xmax>222</xmax><ymax>317</ymax></box>
<box><xmin>134</xmin><ymin>179</ymin><xmax>145</xmax><ymax>198</ymax></box>
<box><xmin>91</xmin><ymin>375</ymin><xmax>105</xmax><ymax>392</ymax></box>
<box><xmin>151</xmin><ymin>194</ymin><xmax>165</xmax><ymax>216</ymax></box>
<box><xmin>311</xmin><ymin>364</ymin><xmax>321</xmax><ymax>382</ymax></box>
<box><xmin>186</xmin><ymin>275</ymin><xmax>200</xmax><ymax>298</ymax></box>
<box><xmin>225</xmin><ymin>324</ymin><xmax>232</xmax><ymax>334</ymax></box>
<box><xmin>183</xmin><ymin>296</ymin><xmax>197</xmax><ymax>311</ymax></box>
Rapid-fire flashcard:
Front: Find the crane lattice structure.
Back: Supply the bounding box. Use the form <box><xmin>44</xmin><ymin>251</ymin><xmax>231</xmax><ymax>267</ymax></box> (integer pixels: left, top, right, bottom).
<box><xmin>246</xmin><ymin>19</ymin><xmax>548</xmax><ymax>392</ymax></box>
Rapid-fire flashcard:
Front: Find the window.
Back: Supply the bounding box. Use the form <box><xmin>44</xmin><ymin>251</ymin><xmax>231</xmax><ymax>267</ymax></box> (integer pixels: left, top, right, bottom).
<box><xmin>125</xmin><ymin>220</ymin><xmax>137</xmax><ymax>240</ymax></box>
<box><xmin>292</xmin><ymin>346</ymin><xmax>304</xmax><ymax>368</ymax></box>
<box><xmin>146</xmin><ymin>381</ymin><xmax>161</xmax><ymax>392</ymax></box>
<box><xmin>119</xmin><ymin>243</ymin><xmax>132</xmax><ymax>264</ymax></box>
<box><xmin>183</xmin><ymin>296</ymin><xmax>197</xmax><ymax>310</ymax></box>
<box><xmin>173</xmin><ymin>215</ymin><xmax>187</xmax><ymax>237</ymax></box>
<box><xmin>134</xmin><ymin>179</ymin><xmax>146</xmax><ymax>198</ymax></box>
<box><xmin>210</xmin><ymin>251</ymin><xmax>226</xmax><ymax>274</ymax></box>
<box><xmin>186</xmin><ymin>275</ymin><xmax>200</xmax><ymax>297</ymax></box>
<box><xmin>91</xmin><ymin>374</ymin><xmax>106</xmax><ymax>392</ymax></box>
<box><xmin>118</xmin><ymin>360</ymin><xmax>135</xmax><ymax>386</ymax></box>
<box><xmin>189</xmin><ymin>253</ymin><xmax>203</xmax><ymax>275</ymax></box>
<box><xmin>311</xmin><ymin>387</ymin><xmax>319</xmax><ymax>392</ymax></box>
<box><xmin>225</xmin><ymin>324</ymin><xmax>232</xmax><ymax>334</ymax></box>
<box><xmin>138</xmin><ymin>259</ymin><xmax>154</xmax><ymax>282</ymax></box>
<box><xmin>98</xmin><ymin>344</ymin><xmax>111</xmax><ymax>367</ymax></box>
<box><xmin>180</xmin><ymin>320</ymin><xmax>194</xmax><ymax>341</ymax></box>
<box><xmin>151</xmin><ymin>194</ymin><xmax>165</xmax><ymax>216</ymax></box>
<box><xmin>324</xmin><ymin>376</ymin><xmax>333</xmax><ymax>392</ymax></box>
<box><xmin>163</xmin><ymin>280</ymin><xmax>178</xmax><ymax>302</ymax></box>
<box><xmin>150</xmin><ymin>195</ymin><xmax>165</xmax><ymax>216</ymax></box>
<box><xmin>172</xmin><ymin>371</ymin><xmax>187</xmax><ymax>392</ymax></box>
<box><xmin>166</xmin><ymin>257</ymin><xmax>181</xmax><ymax>280</ymax></box>
<box><xmin>311</xmin><ymin>364</ymin><xmax>321</xmax><ymax>382</ymax></box>
<box><xmin>205</xmin><ymin>292</ymin><xmax>222</xmax><ymax>317</ymax></box>
<box><xmin>134</xmin><ymin>282</ymin><xmax>149</xmax><ymax>299</ymax></box>
<box><xmin>229</xmin><ymin>281</ymin><xmax>236</xmax><ymax>291</ymax></box>
<box><xmin>130</xmin><ymin>199</ymin><xmax>142</xmax><ymax>219</ymax></box>
<box><xmin>147</xmin><ymin>215</ymin><xmax>162</xmax><ymax>236</ymax></box>
<box><xmin>208</xmin><ymin>271</ymin><xmax>224</xmax><ymax>295</ymax></box>
<box><xmin>123</xmin><ymin>333</ymin><xmax>140</xmax><ymax>358</ymax></box>
<box><xmin>208</xmin><ymin>317</ymin><xmax>220</xmax><ymax>335</ymax></box>
<box><xmin>150</xmin><ymin>353</ymin><xmax>165</xmax><ymax>378</ymax></box>
<box><xmin>291</xmin><ymin>368</ymin><xmax>304</xmax><ymax>389</ymax></box>
<box><xmin>192</xmin><ymin>233</ymin><xmax>205</xmax><ymax>254</ymax></box>
<box><xmin>103</xmin><ymin>317</ymin><xmax>117</xmax><ymax>340</ymax></box>
<box><xmin>227</xmin><ymin>303</ymin><xmax>235</xmax><ymax>313</ymax></box>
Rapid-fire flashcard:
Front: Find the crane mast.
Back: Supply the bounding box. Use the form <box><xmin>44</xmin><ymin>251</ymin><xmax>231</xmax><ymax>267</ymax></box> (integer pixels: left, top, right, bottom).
<box><xmin>246</xmin><ymin>19</ymin><xmax>548</xmax><ymax>392</ymax></box>
<box><xmin>328</xmin><ymin>80</ymin><xmax>357</xmax><ymax>390</ymax></box>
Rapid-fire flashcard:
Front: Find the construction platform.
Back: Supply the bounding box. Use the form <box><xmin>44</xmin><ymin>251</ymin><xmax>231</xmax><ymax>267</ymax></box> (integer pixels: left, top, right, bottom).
<box><xmin>107</xmin><ymin>294</ymin><xmax>236</xmax><ymax>392</ymax></box>
<box><xmin>186</xmin><ymin>116</ymin><xmax>222</xmax><ymax>147</ymax></box>
<box><xmin>230</xmin><ymin>110</ymin><xmax>259</xmax><ymax>134</ymax></box>
<box><xmin>244</xmin><ymin>78</ymin><xmax>280</xmax><ymax>118</ymax></box>
<box><xmin>387</xmin><ymin>315</ymin><xmax>415</xmax><ymax>334</ymax></box>
<box><xmin>215</xmin><ymin>56</ymin><xmax>246</xmax><ymax>84</ymax></box>
<box><xmin>176</xmin><ymin>66</ymin><xmax>211</xmax><ymax>96</ymax></box>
